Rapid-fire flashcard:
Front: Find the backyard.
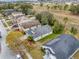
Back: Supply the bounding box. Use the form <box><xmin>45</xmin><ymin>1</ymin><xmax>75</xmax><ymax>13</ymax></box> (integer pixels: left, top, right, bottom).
<box><xmin>27</xmin><ymin>33</ymin><xmax>60</xmax><ymax>59</ymax></box>
<box><xmin>72</xmin><ymin>51</ymin><xmax>79</xmax><ymax>59</ymax></box>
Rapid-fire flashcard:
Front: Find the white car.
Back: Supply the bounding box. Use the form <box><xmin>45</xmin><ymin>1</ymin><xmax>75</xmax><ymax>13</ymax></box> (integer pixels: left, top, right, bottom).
<box><xmin>16</xmin><ymin>54</ymin><xmax>22</xmax><ymax>59</ymax></box>
<box><xmin>0</xmin><ymin>32</ymin><xmax>2</xmax><ymax>38</ymax></box>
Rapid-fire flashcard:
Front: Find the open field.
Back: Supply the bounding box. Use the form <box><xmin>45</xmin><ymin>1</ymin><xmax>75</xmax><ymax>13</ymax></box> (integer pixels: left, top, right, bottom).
<box><xmin>33</xmin><ymin>5</ymin><xmax>79</xmax><ymax>29</ymax></box>
<box><xmin>33</xmin><ymin>5</ymin><xmax>79</xmax><ymax>35</ymax></box>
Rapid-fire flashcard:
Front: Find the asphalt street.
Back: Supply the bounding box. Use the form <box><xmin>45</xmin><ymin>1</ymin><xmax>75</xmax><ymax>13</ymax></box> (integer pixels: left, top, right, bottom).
<box><xmin>0</xmin><ymin>20</ymin><xmax>16</xmax><ymax>59</ymax></box>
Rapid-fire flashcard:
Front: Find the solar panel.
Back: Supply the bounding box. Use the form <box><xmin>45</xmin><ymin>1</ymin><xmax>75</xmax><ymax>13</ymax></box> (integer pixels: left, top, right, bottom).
<box><xmin>27</xmin><ymin>25</ymin><xmax>52</xmax><ymax>40</ymax></box>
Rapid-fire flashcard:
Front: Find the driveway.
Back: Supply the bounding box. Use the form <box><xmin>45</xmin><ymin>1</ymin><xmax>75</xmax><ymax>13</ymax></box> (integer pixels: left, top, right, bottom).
<box><xmin>0</xmin><ymin>20</ymin><xmax>16</xmax><ymax>59</ymax></box>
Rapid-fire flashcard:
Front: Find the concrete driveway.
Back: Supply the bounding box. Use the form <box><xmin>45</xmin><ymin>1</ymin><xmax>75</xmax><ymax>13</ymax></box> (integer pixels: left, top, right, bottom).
<box><xmin>0</xmin><ymin>20</ymin><xmax>16</xmax><ymax>59</ymax></box>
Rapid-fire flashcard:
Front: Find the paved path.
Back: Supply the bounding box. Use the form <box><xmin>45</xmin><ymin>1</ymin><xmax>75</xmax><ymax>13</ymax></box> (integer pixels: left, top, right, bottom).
<box><xmin>0</xmin><ymin>20</ymin><xmax>16</xmax><ymax>59</ymax></box>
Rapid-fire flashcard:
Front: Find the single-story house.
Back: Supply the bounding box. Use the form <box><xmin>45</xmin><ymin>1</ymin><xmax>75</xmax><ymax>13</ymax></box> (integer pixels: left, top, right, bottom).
<box><xmin>8</xmin><ymin>12</ymin><xmax>25</xmax><ymax>21</ymax></box>
<box><xmin>20</xmin><ymin>20</ymin><xmax>41</xmax><ymax>31</ymax></box>
<box><xmin>26</xmin><ymin>25</ymin><xmax>52</xmax><ymax>41</ymax></box>
<box><xmin>3</xmin><ymin>9</ymin><xmax>16</xmax><ymax>16</ymax></box>
<box><xmin>42</xmin><ymin>34</ymin><xmax>79</xmax><ymax>59</ymax></box>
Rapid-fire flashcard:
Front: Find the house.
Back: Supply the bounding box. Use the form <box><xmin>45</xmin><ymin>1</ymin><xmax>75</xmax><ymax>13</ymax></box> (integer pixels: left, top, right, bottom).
<box><xmin>26</xmin><ymin>25</ymin><xmax>52</xmax><ymax>41</ymax></box>
<box><xmin>8</xmin><ymin>12</ymin><xmax>25</xmax><ymax>22</ymax></box>
<box><xmin>3</xmin><ymin>9</ymin><xmax>16</xmax><ymax>16</ymax></box>
<box><xmin>42</xmin><ymin>34</ymin><xmax>79</xmax><ymax>59</ymax></box>
<box><xmin>20</xmin><ymin>20</ymin><xmax>41</xmax><ymax>31</ymax></box>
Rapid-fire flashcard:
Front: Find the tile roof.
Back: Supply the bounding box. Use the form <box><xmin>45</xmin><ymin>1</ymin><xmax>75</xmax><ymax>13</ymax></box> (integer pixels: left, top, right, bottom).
<box><xmin>44</xmin><ymin>34</ymin><xmax>79</xmax><ymax>59</ymax></box>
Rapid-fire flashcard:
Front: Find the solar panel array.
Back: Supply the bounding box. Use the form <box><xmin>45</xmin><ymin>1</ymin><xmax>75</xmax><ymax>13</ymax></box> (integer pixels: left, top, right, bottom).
<box><xmin>27</xmin><ymin>25</ymin><xmax>52</xmax><ymax>40</ymax></box>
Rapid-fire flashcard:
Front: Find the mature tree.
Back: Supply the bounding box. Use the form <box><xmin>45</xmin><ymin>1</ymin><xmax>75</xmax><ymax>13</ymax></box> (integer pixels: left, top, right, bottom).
<box><xmin>76</xmin><ymin>4</ymin><xmax>79</xmax><ymax>14</ymax></box>
<box><xmin>47</xmin><ymin>5</ymin><xmax>50</xmax><ymax>10</ymax></box>
<box><xmin>70</xmin><ymin>27</ymin><xmax>77</xmax><ymax>34</ymax></box>
<box><xmin>41</xmin><ymin>14</ymin><xmax>49</xmax><ymax>25</ymax></box>
<box><xmin>53</xmin><ymin>22</ymin><xmax>64</xmax><ymax>34</ymax></box>
<box><xmin>40</xmin><ymin>3</ymin><xmax>43</xmax><ymax>7</ymax></box>
<box><xmin>27</xmin><ymin>36</ymin><xmax>33</xmax><ymax>42</ymax></box>
<box><xmin>6</xmin><ymin>4</ymin><xmax>14</xmax><ymax>9</ymax></box>
<box><xmin>6</xmin><ymin>31</ymin><xmax>23</xmax><ymax>50</ymax></box>
<box><xmin>35</xmin><ymin>11</ymin><xmax>54</xmax><ymax>26</ymax></box>
<box><xmin>20</xmin><ymin>4</ymin><xmax>33</xmax><ymax>15</ymax></box>
<box><xmin>53</xmin><ymin>5</ymin><xmax>58</xmax><ymax>10</ymax></box>
<box><xmin>64</xmin><ymin>4</ymin><xmax>69</xmax><ymax>10</ymax></box>
<box><xmin>63</xmin><ymin>17</ymin><xmax>68</xmax><ymax>25</ymax></box>
<box><xmin>69</xmin><ymin>4</ymin><xmax>79</xmax><ymax>15</ymax></box>
<box><xmin>63</xmin><ymin>17</ymin><xmax>69</xmax><ymax>32</ymax></box>
<box><xmin>35</xmin><ymin>13</ymin><xmax>41</xmax><ymax>22</ymax></box>
<box><xmin>57</xmin><ymin>5</ymin><xmax>63</xmax><ymax>10</ymax></box>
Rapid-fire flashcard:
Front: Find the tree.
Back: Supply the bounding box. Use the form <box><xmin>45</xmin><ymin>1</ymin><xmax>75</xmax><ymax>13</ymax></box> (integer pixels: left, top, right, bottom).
<box><xmin>27</xmin><ymin>36</ymin><xmax>33</xmax><ymax>41</ymax></box>
<box><xmin>58</xmin><ymin>5</ymin><xmax>62</xmax><ymax>10</ymax></box>
<box><xmin>35</xmin><ymin>13</ymin><xmax>41</xmax><ymax>22</ymax></box>
<box><xmin>69</xmin><ymin>4</ymin><xmax>79</xmax><ymax>15</ymax></box>
<box><xmin>53</xmin><ymin>22</ymin><xmax>64</xmax><ymax>34</ymax></box>
<box><xmin>64</xmin><ymin>4</ymin><xmax>69</xmax><ymax>10</ymax></box>
<box><xmin>41</xmin><ymin>15</ymin><xmax>49</xmax><ymax>25</ymax></box>
<box><xmin>53</xmin><ymin>5</ymin><xmax>58</xmax><ymax>10</ymax></box>
<box><xmin>27</xmin><ymin>36</ymin><xmax>35</xmax><ymax>45</ymax></box>
<box><xmin>20</xmin><ymin>4</ymin><xmax>33</xmax><ymax>15</ymax></box>
<box><xmin>7</xmin><ymin>4</ymin><xmax>14</xmax><ymax>9</ymax></box>
<box><xmin>63</xmin><ymin>17</ymin><xmax>68</xmax><ymax>25</ymax></box>
<box><xmin>47</xmin><ymin>5</ymin><xmax>50</xmax><ymax>10</ymax></box>
<box><xmin>35</xmin><ymin>11</ymin><xmax>54</xmax><ymax>26</ymax></box>
<box><xmin>40</xmin><ymin>3</ymin><xmax>43</xmax><ymax>7</ymax></box>
<box><xmin>63</xmin><ymin>17</ymin><xmax>69</xmax><ymax>32</ymax></box>
<box><xmin>6</xmin><ymin>31</ymin><xmax>23</xmax><ymax>50</ymax></box>
<box><xmin>70</xmin><ymin>27</ymin><xmax>77</xmax><ymax>34</ymax></box>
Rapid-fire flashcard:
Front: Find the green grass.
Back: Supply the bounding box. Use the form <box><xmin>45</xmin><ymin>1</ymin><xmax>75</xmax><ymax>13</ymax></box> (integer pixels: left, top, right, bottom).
<box><xmin>29</xmin><ymin>33</ymin><xmax>60</xmax><ymax>59</ymax></box>
<box><xmin>38</xmin><ymin>33</ymin><xmax>60</xmax><ymax>44</ymax></box>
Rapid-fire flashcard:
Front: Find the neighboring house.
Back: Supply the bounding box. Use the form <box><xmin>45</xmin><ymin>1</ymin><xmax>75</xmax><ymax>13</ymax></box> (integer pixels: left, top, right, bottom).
<box><xmin>8</xmin><ymin>12</ymin><xmax>25</xmax><ymax>22</ymax></box>
<box><xmin>20</xmin><ymin>20</ymin><xmax>41</xmax><ymax>31</ymax></box>
<box><xmin>42</xmin><ymin>34</ymin><xmax>79</xmax><ymax>59</ymax></box>
<box><xmin>3</xmin><ymin>10</ymin><xmax>39</xmax><ymax>31</ymax></box>
<box><xmin>3</xmin><ymin>9</ymin><xmax>16</xmax><ymax>16</ymax></box>
<box><xmin>26</xmin><ymin>25</ymin><xmax>52</xmax><ymax>41</ymax></box>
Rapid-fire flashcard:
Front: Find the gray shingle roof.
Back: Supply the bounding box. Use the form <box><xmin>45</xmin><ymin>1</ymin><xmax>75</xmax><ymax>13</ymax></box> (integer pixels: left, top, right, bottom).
<box><xmin>27</xmin><ymin>25</ymin><xmax>52</xmax><ymax>40</ymax></box>
<box><xmin>3</xmin><ymin>9</ymin><xmax>16</xmax><ymax>16</ymax></box>
<box><xmin>21</xmin><ymin>20</ymin><xmax>40</xmax><ymax>29</ymax></box>
<box><xmin>44</xmin><ymin>34</ymin><xmax>79</xmax><ymax>59</ymax></box>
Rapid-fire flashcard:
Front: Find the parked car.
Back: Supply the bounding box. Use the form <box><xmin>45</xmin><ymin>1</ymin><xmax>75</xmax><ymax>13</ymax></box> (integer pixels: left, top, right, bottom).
<box><xmin>0</xmin><ymin>43</ymin><xmax>1</xmax><ymax>53</ymax></box>
<box><xmin>0</xmin><ymin>31</ymin><xmax>2</xmax><ymax>38</ymax></box>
